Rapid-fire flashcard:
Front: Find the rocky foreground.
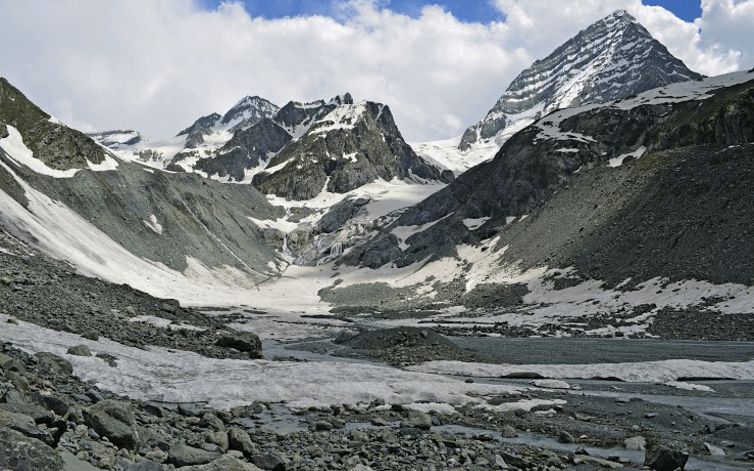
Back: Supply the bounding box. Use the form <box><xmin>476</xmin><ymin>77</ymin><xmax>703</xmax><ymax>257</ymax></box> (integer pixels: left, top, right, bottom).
<box><xmin>2</xmin><ymin>234</ymin><xmax>754</xmax><ymax>471</ymax></box>
<box><xmin>4</xmin><ymin>337</ymin><xmax>754</xmax><ymax>471</ymax></box>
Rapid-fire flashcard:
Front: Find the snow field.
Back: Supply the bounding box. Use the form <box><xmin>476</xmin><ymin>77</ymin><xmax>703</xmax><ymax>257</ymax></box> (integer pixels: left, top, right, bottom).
<box><xmin>410</xmin><ymin>359</ymin><xmax>754</xmax><ymax>391</ymax></box>
<box><xmin>0</xmin><ymin>314</ymin><xmax>534</xmax><ymax>412</ymax></box>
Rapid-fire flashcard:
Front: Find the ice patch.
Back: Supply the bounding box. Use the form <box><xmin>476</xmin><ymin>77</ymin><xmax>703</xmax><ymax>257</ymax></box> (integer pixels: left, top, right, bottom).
<box><xmin>609</xmin><ymin>146</ymin><xmax>646</xmax><ymax>167</ymax></box>
<box><xmin>142</xmin><ymin>214</ymin><xmax>163</xmax><ymax>234</ymax></box>
<box><xmin>410</xmin><ymin>359</ymin><xmax>754</xmax><ymax>385</ymax></box>
<box><xmin>531</xmin><ymin>379</ymin><xmax>571</xmax><ymax>390</ymax></box>
<box><xmin>0</xmin><ymin>315</ymin><xmax>529</xmax><ymax>411</ymax></box>
<box><xmin>665</xmin><ymin>381</ymin><xmax>715</xmax><ymax>392</ymax></box>
<box><xmin>129</xmin><ymin>315</ymin><xmax>206</xmax><ymax>331</ymax></box>
<box><xmin>392</xmin><ymin>216</ymin><xmax>446</xmax><ymax>251</ymax></box>
<box><xmin>463</xmin><ymin>217</ymin><xmax>490</xmax><ymax>230</ymax></box>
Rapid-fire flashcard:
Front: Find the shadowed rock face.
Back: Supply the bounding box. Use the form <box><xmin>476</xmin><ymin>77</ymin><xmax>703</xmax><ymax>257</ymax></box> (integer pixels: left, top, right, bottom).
<box><xmin>344</xmin><ymin>75</ymin><xmax>754</xmax><ymax>290</ymax></box>
<box><xmin>459</xmin><ymin>10</ymin><xmax>703</xmax><ymax>151</ymax></box>
<box><xmin>252</xmin><ymin>101</ymin><xmax>452</xmax><ymax>200</ymax></box>
<box><xmin>0</xmin><ymin>78</ymin><xmax>106</xmax><ymax>170</ymax></box>
<box><xmin>194</xmin><ymin>118</ymin><xmax>292</xmax><ymax>181</ymax></box>
<box><xmin>177</xmin><ymin>113</ymin><xmax>222</xmax><ymax>137</ymax></box>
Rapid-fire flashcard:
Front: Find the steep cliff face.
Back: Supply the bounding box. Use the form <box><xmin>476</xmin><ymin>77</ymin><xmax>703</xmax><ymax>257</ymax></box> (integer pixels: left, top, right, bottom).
<box><xmin>459</xmin><ymin>10</ymin><xmax>702</xmax><ymax>151</ymax></box>
<box><xmin>344</xmin><ymin>72</ymin><xmax>754</xmax><ymax>290</ymax></box>
<box><xmin>252</xmin><ymin>100</ymin><xmax>453</xmax><ymax>200</ymax></box>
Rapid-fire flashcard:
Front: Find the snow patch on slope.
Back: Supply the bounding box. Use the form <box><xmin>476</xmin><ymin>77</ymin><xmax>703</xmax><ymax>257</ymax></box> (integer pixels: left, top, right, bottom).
<box><xmin>1</xmin><ymin>126</ymin><xmax>79</xmax><ymax>178</ymax></box>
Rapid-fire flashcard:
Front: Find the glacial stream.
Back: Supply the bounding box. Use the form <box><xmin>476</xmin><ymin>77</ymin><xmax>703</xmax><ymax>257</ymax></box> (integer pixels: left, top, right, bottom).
<box><xmin>265</xmin><ymin>336</ymin><xmax>754</xmax><ymax>470</ymax></box>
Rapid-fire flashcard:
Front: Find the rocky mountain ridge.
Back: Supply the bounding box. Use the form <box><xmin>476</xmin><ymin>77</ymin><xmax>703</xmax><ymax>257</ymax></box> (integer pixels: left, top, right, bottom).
<box><xmin>459</xmin><ymin>10</ymin><xmax>703</xmax><ymax>151</ymax></box>
<box><xmin>340</xmin><ymin>71</ymin><xmax>754</xmax><ymax>301</ymax></box>
<box><xmin>95</xmin><ymin>92</ymin><xmax>450</xmax><ymax>201</ymax></box>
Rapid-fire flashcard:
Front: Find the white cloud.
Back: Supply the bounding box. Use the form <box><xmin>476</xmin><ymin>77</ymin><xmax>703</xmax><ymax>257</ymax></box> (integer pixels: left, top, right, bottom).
<box><xmin>0</xmin><ymin>0</ymin><xmax>749</xmax><ymax>143</ymax></box>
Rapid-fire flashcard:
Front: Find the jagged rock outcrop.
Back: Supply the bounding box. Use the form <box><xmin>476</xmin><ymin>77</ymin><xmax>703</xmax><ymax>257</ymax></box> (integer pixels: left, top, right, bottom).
<box><xmin>0</xmin><ymin>78</ymin><xmax>106</xmax><ymax>170</ymax></box>
<box><xmin>177</xmin><ymin>113</ymin><xmax>222</xmax><ymax>137</ymax></box>
<box><xmin>459</xmin><ymin>10</ymin><xmax>703</xmax><ymax>151</ymax></box>
<box><xmin>252</xmin><ymin>99</ymin><xmax>453</xmax><ymax>200</ymax></box>
<box><xmin>194</xmin><ymin>118</ymin><xmax>292</xmax><ymax>181</ymax></box>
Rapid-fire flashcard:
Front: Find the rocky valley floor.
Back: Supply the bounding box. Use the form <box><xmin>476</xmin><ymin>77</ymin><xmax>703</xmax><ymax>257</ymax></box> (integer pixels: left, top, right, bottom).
<box><xmin>1</xmin><ymin>231</ymin><xmax>754</xmax><ymax>471</ymax></box>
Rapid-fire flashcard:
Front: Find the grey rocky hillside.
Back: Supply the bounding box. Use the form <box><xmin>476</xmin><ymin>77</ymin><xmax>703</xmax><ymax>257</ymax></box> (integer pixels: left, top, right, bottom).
<box><xmin>0</xmin><ymin>78</ymin><xmax>283</xmax><ymax>279</ymax></box>
<box><xmin>0</xmin><ymin>78</ymin><xmax>106</xmax><ymax>171</ymax></box>
<box><xmin>459</xmin><ymin>10</ymin><xmax>702</xmax><ymax>151</ymax></box>
<box><xmin>251</xmin><ymin>96</ymin><xmax>454</xmax><ymax>200</ymax></box>
<box><xmin>342</xmin><ymin>72</ymin><xmax>754</xmax><ymax>293</ymax></box>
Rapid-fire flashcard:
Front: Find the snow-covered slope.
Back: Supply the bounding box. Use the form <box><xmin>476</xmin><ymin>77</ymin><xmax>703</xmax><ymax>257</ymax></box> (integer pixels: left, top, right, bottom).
<box><xmin>99</xmin><ymin>96</ymin><xmax>281</xmax><ymax>171</ymax></box>
<box><xmin>459</xmin><ymin>10</ymin><xmax>702</xmax><ymax>152</ymax></box>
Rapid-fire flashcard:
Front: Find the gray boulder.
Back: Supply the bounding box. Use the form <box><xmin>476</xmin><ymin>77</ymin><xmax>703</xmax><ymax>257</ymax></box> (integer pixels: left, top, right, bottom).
<box><xmin>126</xmin><ymin>461</ymin><xmax>164</xmax><ymax>471</ymax></box>
<box><xmin>227</xmin><ymin>427</ymin><xmax>260</xmax><ymax>458</ymax></box>
<box><xmin>169</xmin><ymin>443</ymin><xmax>222</xmax><ymax>467</ymax></box>
<box><xmin>33</xmin><ymin>351</ymin><xmax>73</xmax><ymax>376</ymax></box>
<box><xmin>216</xmin><ymin>332</ymin><xmax>263</xmax><ymax>359</ymax></box>
<box><xmin>179</xmin><ymin>455</ymin><xmax>263</xmax><ymax>471</ymax></box>
<box><xmin>84</xmin><ymin>399</ymin><xmax>139</xmax><ymax>450</ymax></box>
<box><xmin>0</xmin><ymin>428</ymin><xmax>64</xmax><ymax>471</ymax></box>
<box><xmin>644</xmin><ymin>444</ymin><xmax>689</xmax><ymax>471</ymax></box>
<box><xmin>67</xmin><ymin>344</ymin><xmax>92</xmax><ymax>356</ymax></box>
<box><xmin>401</xmin><ymin>410</ymin><xmax>432</xmax><ymax>431</ymax></box>
<box><xmin>0</xmin><ymin>409</ymin><xmax>54</xmax><ymax>445</ymax></box>
<box><xmin>201</xmin><ymin>412</ymin><xmax>226</xmax><ymax>432</ymax></box>
<box><xmin>251</xmin><ymin>451</ymin><xmax>289</xmax><ymax>471</ymax></box>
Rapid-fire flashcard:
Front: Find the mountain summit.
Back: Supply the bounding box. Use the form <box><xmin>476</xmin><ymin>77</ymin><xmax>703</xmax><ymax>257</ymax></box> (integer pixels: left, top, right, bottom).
<box><xmin>459</xmin><ymin>10</ymin><xmax>703</xmax><ymax>151</ymax></box>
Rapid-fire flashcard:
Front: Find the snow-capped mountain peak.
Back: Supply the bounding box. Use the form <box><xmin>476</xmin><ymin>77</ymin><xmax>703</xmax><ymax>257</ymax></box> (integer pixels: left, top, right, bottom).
<box><xmin>458</xmin><ymin>9</ymin><xmax>703</xmax><ymax>151</ymax></box>
<box><xmin>219</xmin><ymin>95</ymin><xmax>280</xmax><ymax>130</ymax></box>
<box><xmin>87</xmin><ymin>130</ymin><xmax>147</xmax><ymax>150</ymax></box>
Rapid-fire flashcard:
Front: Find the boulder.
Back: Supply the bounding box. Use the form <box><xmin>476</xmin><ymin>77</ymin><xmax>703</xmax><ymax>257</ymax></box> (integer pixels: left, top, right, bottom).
<box><xmin>644</xmin><ymin>444</ymin><xmax>689</xmax><ymax>471</ymax></box>
<box><xmin>33</xmin><ymin>351</ymin><xmax>73</xmax><ymax>376</ymax></box>
<box><xmin>67</xmin><ymin>344</ymin><xmax>92</xmax><ymax>356</ymax></box>
<box><xmin>179</xmin><ymin>455</ymin><xmax>263</xmax><ymax>471</ymax></box>
<box><xmin>36</xmin><ymin>393</ymin><xmax>70</xmax><ymax>416</ymax></box>
<box><xmin>401</xmin><ymin>410</ymin><xmax>432</xmax><ymax>430</ymax></box>
<box><xmin>201</xmin><ymin>412</ymin><xmax>225</xmax><ymax>432</ymax></box>
<box><xmin>0</xmin><ymin>428</ymin><xmax>64</xmax><ymax>471</ymax></box>
<box><xmin>84</xmin><ymin>399</ymin><xmax>139</xmax><ymax>450</ymax></box>
<box><xmin>0</xmin><ymin>409</ymin><xmax>54</xmax><ymax>445</ymax></box>
<box><xmin>206</xmin><ymin>431</ymin><xmax>229</xmax><ymax>451</ymax></box>
<box><xmin>251</xmin><ymin>451</ymin><xmax>289</xmax><ymax>471</ymax></box>
<box><xmin>216</xmin><ymin>332</ymin><xmax>263</xmax><ymax>359</ymax></box>
<box><xmin>126</xmin><ymin>461</ymin><xmax>164</xmax><ymax>471</ymax></box>
<box><xmin>227</xmin><ymin>427</ymin><xmax>259</xmax><ymax>458</ymax></box>
<box><xmin>168</xmin><ymin>443</ymin><xmax>221</xmax><ymax>467</ymax></box>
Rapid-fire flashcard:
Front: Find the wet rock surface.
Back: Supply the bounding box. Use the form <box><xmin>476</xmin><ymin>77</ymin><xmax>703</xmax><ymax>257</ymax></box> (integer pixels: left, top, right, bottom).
<box><xmin>3</xmin><ymin>336</ymin><xmax>754</xmax><ymax>471</ymax></box>
<box><xmin>332</xmin><ymin>327</ymin><xmax>487</xmax><ymax>366</ymax></box>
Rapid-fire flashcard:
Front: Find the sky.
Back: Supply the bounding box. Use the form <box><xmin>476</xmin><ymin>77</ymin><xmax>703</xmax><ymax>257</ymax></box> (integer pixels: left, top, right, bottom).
<box><xmin>0</xmin><ymin>0</ymin><xmax>752</xmax><ymax>143</ymax></box>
